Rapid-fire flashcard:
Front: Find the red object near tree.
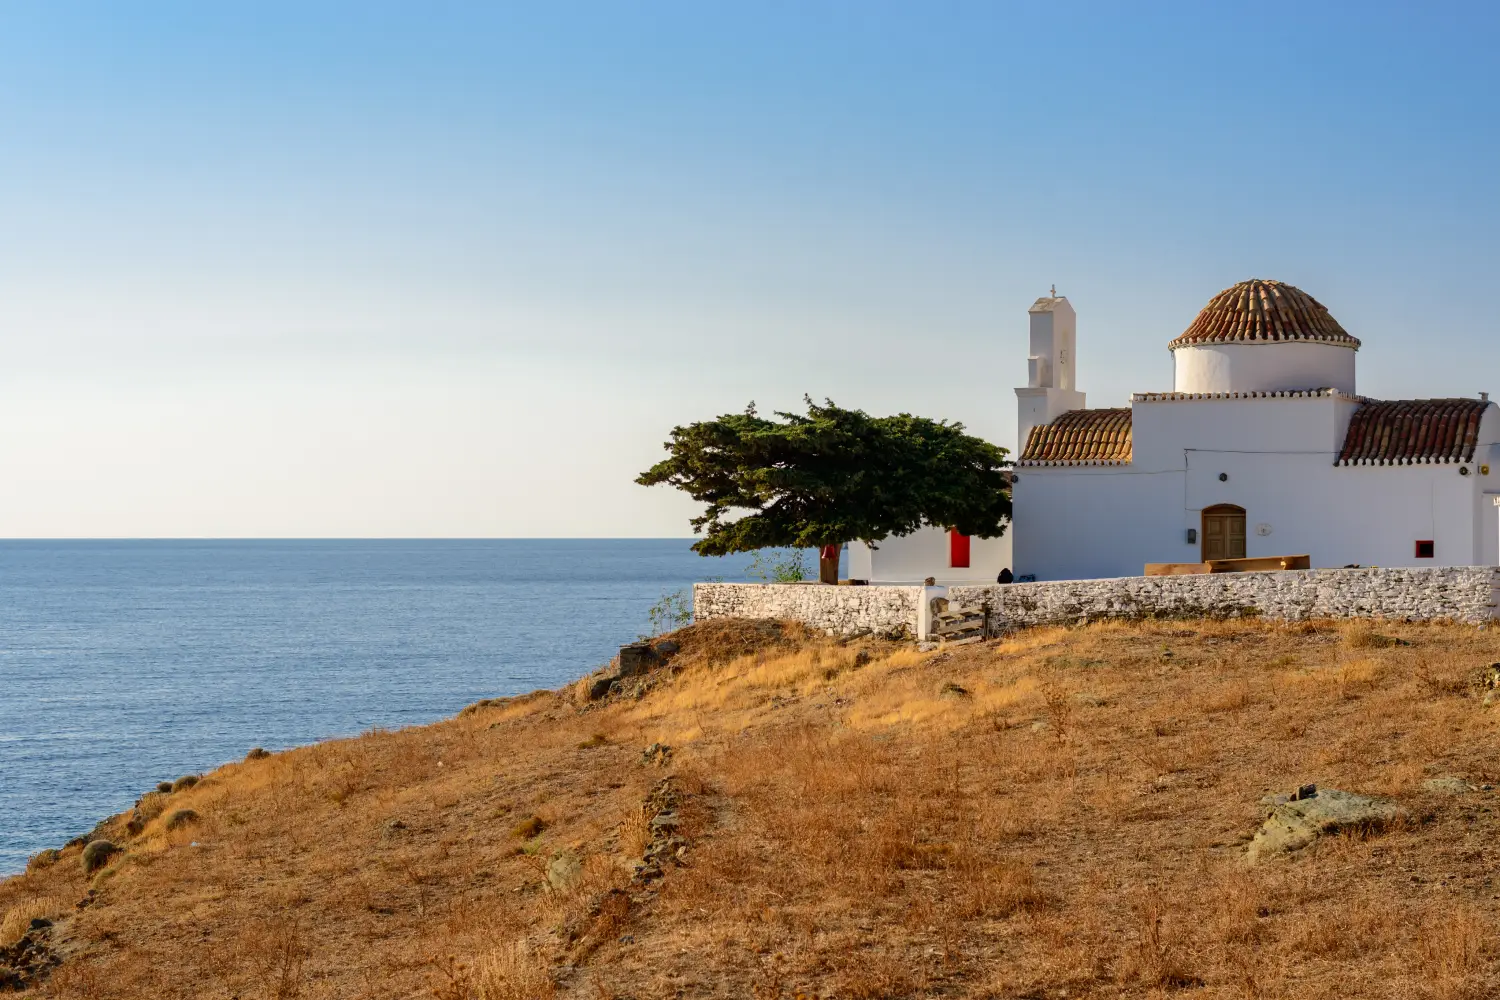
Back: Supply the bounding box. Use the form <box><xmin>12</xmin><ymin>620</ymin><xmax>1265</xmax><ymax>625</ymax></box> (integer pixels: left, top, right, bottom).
<box><xmin>949</xmin><ymin>530</ymin><xmax>970</xmax><ymax>568</ymax></box>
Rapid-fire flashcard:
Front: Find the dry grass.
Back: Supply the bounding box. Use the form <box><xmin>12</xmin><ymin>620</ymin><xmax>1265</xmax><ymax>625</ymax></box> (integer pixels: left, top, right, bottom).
<box><xmin>5</xmin><ymin>616</ymin><xmax>1500</xmax><ymax>998</ymax></box>
<box><xmin>0</xmin><ymin>895</ymin><xmax>67</xmax><ymax>946</ymax></box>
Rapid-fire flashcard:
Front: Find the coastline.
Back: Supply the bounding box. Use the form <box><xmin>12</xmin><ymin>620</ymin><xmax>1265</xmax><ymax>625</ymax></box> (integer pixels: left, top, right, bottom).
<box><xmin>5</xmin><ymin>616</ymin><xmax>1500</xmax><ymax>996</ymax></box>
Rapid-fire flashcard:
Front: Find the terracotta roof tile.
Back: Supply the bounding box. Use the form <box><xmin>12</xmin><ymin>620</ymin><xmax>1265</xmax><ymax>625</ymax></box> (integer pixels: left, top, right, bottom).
<box><xmin>1170</xmin><ymin>279</ymin><xmax>1360</xmax><ymax>350</ymax></box>
<box><xmin>1131</xmin><ymin>388</ymin><xmax>1351</xmax><ymax>402</ymax></box>
<box><xmin>1019</xmin><ymin>408</ymin><xmax>1132</xmax><ymax>465</ymax></box>
<box><xmin>1337</xmin><ymin>398</ymin><xmax>1491</xmax><ymax>465</ymax></box>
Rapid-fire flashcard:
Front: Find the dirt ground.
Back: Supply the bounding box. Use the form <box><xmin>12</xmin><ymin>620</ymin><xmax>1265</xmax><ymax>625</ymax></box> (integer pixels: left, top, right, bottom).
<box><xmin>3</xmin><ymin>616</ymin><xmax>1499</xmax><ymax>999</ymax></box>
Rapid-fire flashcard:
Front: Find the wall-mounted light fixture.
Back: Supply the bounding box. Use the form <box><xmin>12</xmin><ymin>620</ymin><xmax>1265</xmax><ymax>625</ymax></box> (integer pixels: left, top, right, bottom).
<box><xmin>1186</xmin><ymin>528</ymin><xmax>1197</xmax><ymax>544</ymax></box>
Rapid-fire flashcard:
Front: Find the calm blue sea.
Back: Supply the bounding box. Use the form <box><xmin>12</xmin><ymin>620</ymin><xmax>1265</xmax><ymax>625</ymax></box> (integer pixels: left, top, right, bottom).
<box><xmin>0</xmin><ymin>539</ymin><xmax>792</xmax><ymax>875</ymax></box>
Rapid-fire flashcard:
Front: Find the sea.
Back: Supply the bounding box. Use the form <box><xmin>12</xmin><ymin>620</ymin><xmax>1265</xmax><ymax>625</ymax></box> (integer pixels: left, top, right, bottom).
<box><xmin>0</xmin><ymin>539</ymin><xmax>810</xmax><ymax>875</ymax></box>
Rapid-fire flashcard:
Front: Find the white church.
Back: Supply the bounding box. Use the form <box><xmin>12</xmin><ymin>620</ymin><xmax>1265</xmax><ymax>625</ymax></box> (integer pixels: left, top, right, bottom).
<box><xmin>848</xmin><ymin>278</ymin><xmax>1500</xmax><ymax>583</ymax></box>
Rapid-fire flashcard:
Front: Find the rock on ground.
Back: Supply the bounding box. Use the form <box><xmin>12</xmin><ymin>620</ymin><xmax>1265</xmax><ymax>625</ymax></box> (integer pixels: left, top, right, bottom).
<box><xmin>1248</xmin><ymin>786</ymin><xmax>1401</xmax><ymax>863</ymax></box>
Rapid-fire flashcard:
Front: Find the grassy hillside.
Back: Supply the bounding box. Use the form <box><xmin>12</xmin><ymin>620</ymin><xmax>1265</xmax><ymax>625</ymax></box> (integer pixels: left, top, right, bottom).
<box><xmin>3</xmin><ymin>616</ymin><xmax>1499</xmax><ymax>999</ymax></box>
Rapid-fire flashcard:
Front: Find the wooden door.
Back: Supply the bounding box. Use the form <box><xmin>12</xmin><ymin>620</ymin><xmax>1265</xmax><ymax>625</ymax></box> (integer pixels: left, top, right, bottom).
<box><xmin>1202</xmin><ymin>505</ymin><xmax>1246</xmax><ymax>561</ymax></box>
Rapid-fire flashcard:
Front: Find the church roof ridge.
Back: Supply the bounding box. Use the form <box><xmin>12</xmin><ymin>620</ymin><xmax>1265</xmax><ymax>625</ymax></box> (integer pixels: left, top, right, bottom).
<box><xmin>1170</xmin><ymin>279</ymin><xmax>1360</xmax><ymax>350</ymax></box>
<box><xmin>1131</xmin><ymin>388</ymin><xmax>1360</xmax><ymax>402</ymax></box>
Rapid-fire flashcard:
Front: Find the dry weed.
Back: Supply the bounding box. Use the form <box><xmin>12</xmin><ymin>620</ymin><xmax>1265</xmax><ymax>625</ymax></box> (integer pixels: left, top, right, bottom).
<box><xmin>1336</xmin><ymin>656</ymin><xmax>1383</xmax><ymax>698</ymax></box>
<box><xmin>468</xmin><ymin>942</ymin><xmax>556</xmax><ymax>1000</ymax></box>
<box><xmin>1342</xmin><ymin>619</ymin><xmax>1398</xmax><ymax>650</ymax></box>
<box><xmin>1122</xmin><ymin>891</ymin><xmax>1200</xmax><ymax>989</ymax></box>
<box><xmin>1413</xmin><ymin>907</ymin><xmax>1488</xmax><ymax>1000</ymax></box>
<box><xmin>1040</xmin><ymin>679</ymin><xmax>1073</xmax><ymax>738</ymax></box>
<box><xmin>0</xmin><ymin>895</ymin><xmax>66</xmax><ymax>945</ymax></box>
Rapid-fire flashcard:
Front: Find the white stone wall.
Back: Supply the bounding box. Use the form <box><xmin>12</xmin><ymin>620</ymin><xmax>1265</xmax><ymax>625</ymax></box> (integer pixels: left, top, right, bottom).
<box><xmin>693</xmin><ymin>583</ymin><xmax>925</xmax><ymax>637</ymax></box>
<box><xmin>949</xmin><ymin>566</ymin><xmax>1500</xmax><ymax>627</ymax></box>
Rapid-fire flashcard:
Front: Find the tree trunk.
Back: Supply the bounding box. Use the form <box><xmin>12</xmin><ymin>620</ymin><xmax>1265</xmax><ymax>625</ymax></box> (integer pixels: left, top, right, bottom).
<box><xmin>819</xmin><ymin>544</ymin><xmax>840</xmax><ymax>585</ymax></box>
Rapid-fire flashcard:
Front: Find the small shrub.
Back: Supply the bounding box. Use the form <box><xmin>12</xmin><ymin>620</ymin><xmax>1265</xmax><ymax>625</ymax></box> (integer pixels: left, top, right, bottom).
<box><xmin>172</xmin><ymin>775</ymin><xmax>200</xmax><ymax>792</ymax></box>
<box><xmin>25</xmin><ymin>849</ymin><xmax>60</xmax><ymax>872</ymax></box>
<box><xmin>1342</xmin><ymin>621</ymin><xmax>1396</xmax><ymax>650</ymax></box>
<box><xmin>460</xmin><ymin>698</ymin><xmax>502</xmax><ymax>717</ymax></box>
<box><xmin>156</xmin><ymin>781</ymin><xmax>174</xmax><ymax>794</ymax></box>
<box><xmin>246</xmin><ymin>747</ymin><xmax>271</xmax><ymax>761</ymax></box>
<box><xmin>1041</xmin><ymin>681</ymin><xmax>1073</xmax><ymax>739</ymax></box>
<box><xmin>577</xmin><ymin>733</ymin><xmax>609</xmax><ymax>749</ymax></box>
<box><xmin>127</xmin><ymin>791</ymin><xmax>171</xmax><ymax>835</ymax></box>
<box><xmin>164</xmin><ymin>809</ymin><xmax>201</xmax><ymax>831</ymax></box>
<box><xmin>511</xmin><ymin>815</ymin><xmax>546</xmax><ymax>839</ymax></box>
<box><xmin>80</xmin><ymin>840</ymin><xmax>120</xmax><ymax>874</ymax></box>
<box><xmin>644</xmin><ymin>589</ymin><xmax>693</xmax><ymax>637</ymax></box>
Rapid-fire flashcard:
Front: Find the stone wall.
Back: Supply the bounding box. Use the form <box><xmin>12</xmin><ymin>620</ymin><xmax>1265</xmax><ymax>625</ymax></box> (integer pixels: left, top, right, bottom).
<box><xmin>693</xmin><ymin>583</ymin><xmax>925</xmax><ymax>637</ymax></box>
<box><xmin>949</xmin><ymin>566</ymin><xmax>1500</xmax><ymax>627</ymax></box>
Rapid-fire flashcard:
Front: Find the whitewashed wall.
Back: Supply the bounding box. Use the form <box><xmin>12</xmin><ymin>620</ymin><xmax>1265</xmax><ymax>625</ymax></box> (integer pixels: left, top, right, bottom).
<box><xmin>694</xmin><ymin>567</ymin><xmax>1500</xmax><ymax>642</ymax></box>
<box><xmin>1173</xmin><ymin>342</ymin><xmax>1357</xmax><ymax>394</ymax></box>
<box><xmin>949</xmin><ymin>565</ymin><xmax>1500</xmax><ymax>626</ymax></box>
<box><xmin>1015</xmin><ymin>396</ymin><xmax>1500</xmax><ymax>581</ymax></box>
<box><xmin>847</xmin><ymin>527</ymin><xmax>1013</xmax><ymax>585</ymax></box>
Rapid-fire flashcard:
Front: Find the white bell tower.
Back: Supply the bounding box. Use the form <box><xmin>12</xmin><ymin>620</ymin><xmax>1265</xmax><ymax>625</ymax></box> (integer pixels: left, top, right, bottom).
<box><xmin>1015</xmin><ymin>290</ymin><xmax>1086</xmax><ymax>454</ymax></box>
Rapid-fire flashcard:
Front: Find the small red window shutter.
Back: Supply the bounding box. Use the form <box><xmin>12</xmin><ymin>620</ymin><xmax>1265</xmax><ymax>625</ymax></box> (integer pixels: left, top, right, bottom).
<box><xmin>949</xmin><ymin>530</ymin><xmax>970</xmax><ymax>568</ymax></box>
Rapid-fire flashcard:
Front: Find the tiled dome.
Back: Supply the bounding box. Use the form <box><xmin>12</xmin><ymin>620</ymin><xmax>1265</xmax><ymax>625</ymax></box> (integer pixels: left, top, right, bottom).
<box><xmin>1170</xmin><ymin>279</ymin><xmax>1360</xmax><ymax>350</ymax></box>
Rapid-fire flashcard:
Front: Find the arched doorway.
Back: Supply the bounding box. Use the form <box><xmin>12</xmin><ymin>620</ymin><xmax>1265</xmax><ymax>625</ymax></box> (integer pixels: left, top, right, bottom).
<box><xmin>1202</xmin><ymin>504</ymin><xmax>1246</xmax><ymax>561</ymax></box>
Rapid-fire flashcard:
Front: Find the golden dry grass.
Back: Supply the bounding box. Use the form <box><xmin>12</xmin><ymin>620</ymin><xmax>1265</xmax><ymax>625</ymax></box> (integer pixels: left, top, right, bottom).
<box><xmin>5</xmin><ymin>616</ymin><xmax>1500</xmax><ymax>998</ymax></box>
<box><xmin>0</xmin><ymin>895</ymin><xmax>68</xmax><ymax>946</ymax></box>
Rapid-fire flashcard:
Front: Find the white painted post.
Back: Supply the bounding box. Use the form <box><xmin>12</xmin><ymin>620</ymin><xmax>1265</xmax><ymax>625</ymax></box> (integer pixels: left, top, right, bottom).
<box><xmin>917</xmin><ymin>585</ymin><xmax>947</xmax><ymax>640</ymax></box>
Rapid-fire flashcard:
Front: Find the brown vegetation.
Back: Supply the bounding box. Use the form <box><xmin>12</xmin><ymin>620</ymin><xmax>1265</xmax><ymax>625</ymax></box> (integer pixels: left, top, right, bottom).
<box><xmin>4</xmin><ymin>617</ymin><xmax>1500</xmax><ymax>998</ymax></box>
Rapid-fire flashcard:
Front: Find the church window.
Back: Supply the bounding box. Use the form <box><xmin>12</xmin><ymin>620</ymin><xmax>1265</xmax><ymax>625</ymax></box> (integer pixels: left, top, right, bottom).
<box><xmin>1415</xmin><ymin>540</ymin><xmax>1435</xmax><ymax>559</ymax></box>
<box><xmin>949</xmin><ymin>530</ymin><xmax>971</xmax><ymax>568</ymax></box>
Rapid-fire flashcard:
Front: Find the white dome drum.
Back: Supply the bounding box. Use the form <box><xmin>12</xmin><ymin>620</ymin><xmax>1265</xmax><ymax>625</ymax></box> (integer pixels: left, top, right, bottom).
<box><xmin>1170</xmin><ymin>280</ymin><xmax>1359</xmax><ymax>395</ymax></box>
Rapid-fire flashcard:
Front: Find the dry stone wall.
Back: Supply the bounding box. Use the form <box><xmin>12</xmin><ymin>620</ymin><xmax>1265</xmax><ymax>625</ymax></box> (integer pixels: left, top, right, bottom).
<box><xmin>949</xmin><ymin>566</ymin><xmax>1500</xmax><ymax>627</ymax></box>
<box><xmin>693</xmin><ymin>583</ymin><xmax>923</xmax><ymax>637</ymax></box>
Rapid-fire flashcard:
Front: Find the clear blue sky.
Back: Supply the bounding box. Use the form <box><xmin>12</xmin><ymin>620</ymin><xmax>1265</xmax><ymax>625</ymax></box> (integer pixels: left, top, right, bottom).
<box><xmin>1</xmin><ymin>2</ymin><xmax>1496</xmax><ymax>536</ymax></box>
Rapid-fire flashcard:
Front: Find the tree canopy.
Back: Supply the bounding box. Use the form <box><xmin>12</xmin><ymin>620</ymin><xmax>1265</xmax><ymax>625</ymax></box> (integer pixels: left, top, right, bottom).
<box><xmin>636</xmin><ymin>398</ymin><xmax>1012</xmax><ymax>556</ymax></box>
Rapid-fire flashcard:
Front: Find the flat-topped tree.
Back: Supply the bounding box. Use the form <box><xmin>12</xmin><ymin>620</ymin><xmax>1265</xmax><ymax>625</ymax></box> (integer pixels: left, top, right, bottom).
<box><xmin>636</xmin><ymin>398</ymin><xmax>1012</xmax><ymax>584</ymax></box>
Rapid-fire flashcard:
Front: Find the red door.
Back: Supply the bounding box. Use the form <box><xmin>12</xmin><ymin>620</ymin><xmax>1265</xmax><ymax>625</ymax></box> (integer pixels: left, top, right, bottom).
<box><xmin>949</xmin><ymin>530</ymin><xmax>970</xmax><ymax>568</ymax></box>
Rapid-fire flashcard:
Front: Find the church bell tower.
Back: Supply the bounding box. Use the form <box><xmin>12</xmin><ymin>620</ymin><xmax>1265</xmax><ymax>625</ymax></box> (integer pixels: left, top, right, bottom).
<box><xmin>1015</xmin><ymin>290</ymin><xmax>1087</xmax><ymax>455</ymax></box>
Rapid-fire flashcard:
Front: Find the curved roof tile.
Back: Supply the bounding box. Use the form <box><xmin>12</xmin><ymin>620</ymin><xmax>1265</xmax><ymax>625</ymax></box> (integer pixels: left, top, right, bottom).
<box><xmin>1170</xmin><ymin>279</ymin><xmax>1360</xmax><ymax>350</ymax></box>
<box><xmin>1337</xmin><ymin>398</ymin><xmax>1490</xmax><ymax>465</ymax></box>
<box><xmin>1020</xmin><ymin>408</ymin><xmax>1132</xmax><ymax>465</ymax></box>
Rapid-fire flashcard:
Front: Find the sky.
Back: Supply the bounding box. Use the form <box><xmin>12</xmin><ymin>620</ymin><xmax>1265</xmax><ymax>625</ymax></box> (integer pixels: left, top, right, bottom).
<box><xmin>1</xmin><ymin>2</ymin><xmax>1497</xmax><ymax>537</ymax></box>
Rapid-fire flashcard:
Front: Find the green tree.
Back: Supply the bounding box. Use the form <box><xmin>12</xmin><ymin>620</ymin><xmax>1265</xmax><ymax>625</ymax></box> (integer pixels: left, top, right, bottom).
<box><xmin>636</xmin><ymin>398</ymin><xmax>1011</xmax><ymax>583</ymax></box>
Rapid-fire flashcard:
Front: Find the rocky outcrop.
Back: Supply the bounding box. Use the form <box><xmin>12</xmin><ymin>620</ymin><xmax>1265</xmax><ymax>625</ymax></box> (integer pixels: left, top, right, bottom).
<box><xmin>1248</xmin><ymin>785</ymin><xmax>1402</xmax><ymax>863</ymax></box>
<box><xmin>0</xmin><ymin>919</ymin><xmax>60</xmax><ymax>991</ymax></box>
<box><xmin>633</xmin><ymin>778</ymin><xmax>687</xmax><ymax>884</ymax></box>
<box><xmin>579</xmin><ymin>641</ymin><xmax>681</xmax><ymax>704</ymax></box>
